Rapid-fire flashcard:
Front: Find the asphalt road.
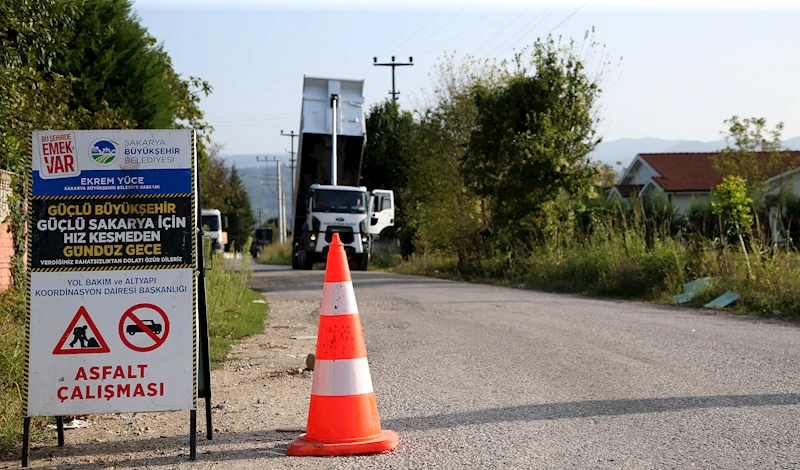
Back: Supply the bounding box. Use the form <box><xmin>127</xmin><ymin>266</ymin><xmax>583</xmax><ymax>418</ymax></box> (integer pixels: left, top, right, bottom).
<box><xmin>250</xmin><ymin>264</ymin><xmax>800</xmax><ymax>469</ymax></box>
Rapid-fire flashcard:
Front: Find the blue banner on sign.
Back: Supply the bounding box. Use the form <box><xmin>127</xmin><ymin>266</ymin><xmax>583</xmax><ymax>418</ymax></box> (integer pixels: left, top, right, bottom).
<box><xmin>33</xmin><ymin>169</ymin><xmax>192</xmax><ymax>196</ymax></box>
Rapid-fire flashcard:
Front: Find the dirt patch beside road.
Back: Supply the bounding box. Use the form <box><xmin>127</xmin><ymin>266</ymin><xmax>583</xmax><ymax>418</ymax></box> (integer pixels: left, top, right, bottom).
<box><xmin>0</xmin><ymin>291</ymin><xmax>321</xmax><ymax>469</ymax></box>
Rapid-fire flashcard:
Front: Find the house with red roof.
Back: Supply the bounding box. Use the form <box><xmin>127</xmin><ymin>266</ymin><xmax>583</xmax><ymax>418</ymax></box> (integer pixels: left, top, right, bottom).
<box><xmin>610</xmin><ymin>151</ymin><xmax>800</xmax><ymax>214</ymax></box>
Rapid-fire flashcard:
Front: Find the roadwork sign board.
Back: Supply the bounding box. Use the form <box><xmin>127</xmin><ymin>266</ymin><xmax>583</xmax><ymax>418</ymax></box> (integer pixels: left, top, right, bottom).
<box><xmin>25</xmin><ymin>130</ymin><xmax>197</xmax><ymax>417</ymax></box>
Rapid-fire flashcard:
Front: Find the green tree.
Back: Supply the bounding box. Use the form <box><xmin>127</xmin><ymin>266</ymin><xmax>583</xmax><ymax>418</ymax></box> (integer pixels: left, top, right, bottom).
<box><xmin>464</xmin><ymin>35</ymin><xmax>604</xmax><ymax>244</ymax></box>
<box><xmin>55</xmin><ymin>0</ymin><xmax>177</xmax><ymax>128</ymax></box>
<box><xmin>198</xmin><ymin>144</ymin><xmax>256</xmax><ymax>250</ymax></box>
<box><xmin>198</xmin><ymin>143</ymin><xmax>230</xmax><ymax>210</ymax></box>
<box><xmin>400</xmin><ymin>53</ymin><xmax>506</xmax><ymax>264</ymax></box>
<box><xmin>712</xmin><ymin>175</ymin><xmax>754</xmax><ymax>277</ymax></box>
<box><xmin>361</xmin><ymin>100</ymin><xmax>414</xmax><ymax>191</ymax></box>
<box><xmin>711</xmin><ymin>116</ymin><xmax>789</xmax><ymax>190</ymax></box>
<box><xmin>224</xmin><ymin>166</ymin><xmax>256</xmax><ymax>251</ymax></box>
<box><xmin>0</xmin><ymin>0</ymin><xmax>85</xmax><ymax>284</ymax></box>
<box><xmin>361</xmin><ymin>99</ymin><xmax>415</xmax><ymax>249</ymax></box>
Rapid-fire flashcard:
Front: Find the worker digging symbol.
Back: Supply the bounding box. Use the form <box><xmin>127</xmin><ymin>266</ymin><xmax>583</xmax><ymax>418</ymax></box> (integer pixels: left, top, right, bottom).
<box><xmin>53</xmin><ymin>306</ymin><xmax>111</xmax><ymax>355</ymax></box>
<box><xmin>68</xmin><ymin>325</ymin><xmax>101</xmax><ymax>349</ymax></box>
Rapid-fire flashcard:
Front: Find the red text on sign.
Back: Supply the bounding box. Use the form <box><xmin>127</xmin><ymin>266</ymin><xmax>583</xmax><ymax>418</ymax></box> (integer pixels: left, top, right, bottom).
<box><xmin>57</xmin><ymin>382</ymin><xmax>165</xmax><ymax>402</ymax></box>
<box><xmin>42</xmin><ymin>141</ymin><xmax>73</xmax><ymax>156</ymax></box>
<box><xmin>40</xmin><ymin>139</ymin><xmax>76</xmax><ymax>175</ymax></box>
<box><xmin>74</xmin><ymin>364</ymin><xmax>147</xmax><ymax>381</ymax></box>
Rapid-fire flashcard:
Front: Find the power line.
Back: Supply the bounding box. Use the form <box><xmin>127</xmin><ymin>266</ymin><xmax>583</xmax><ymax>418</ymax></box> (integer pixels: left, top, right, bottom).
<box><xmin>404</xmin><ymin>0</ymin><xmax>475</xmax><ymax>53</ymax></box>
<box><xmin>471</xmin><ymin>1</ymin><xmax>539</xmax><ymax>56</ymax></box>
<box><xmin>500</xmin><ymin>0</ymin><xmax>591</xmax><ymax>56</ymax></box>
<box><xmin>207</xmin><ymin>112</ymin><xmax>294</xmax><ymax>120</ymax></box>
<box><xmin>546</xmin><ymin>0</ymin><xmax>591</xmax><ymax>35</ymax></box>
<box><xmin>484</xmin><ymin>0</ymin><xmax>563</xmax><ymax>58</ymax></box>
<box><xmin>208</xmin><ymin>120</ymin><xmax>296</xmax><ymax>127</ymax></box>
<box><xmin>210</xmin><ymin>118</ymin><xmax>295</xmax><ymax>124</ymax></box>
<box><xmin>377</xmin><ymin>0</ymin><xmax>454</xmax><ymax>57</ymax></box>
<box><xmin>211</xmin><ymin>122</ymin><xmax>293</xmax><ymax>128</ymax></box>
<box><xmin>364</xmin><ymin>68</ymin><xmax>389</xmax><ymax>101</ymax></box>
<box><xmin>417</xmin><ymin>1</ymin><xmax>503</xmax><ymax>57</ymax></box>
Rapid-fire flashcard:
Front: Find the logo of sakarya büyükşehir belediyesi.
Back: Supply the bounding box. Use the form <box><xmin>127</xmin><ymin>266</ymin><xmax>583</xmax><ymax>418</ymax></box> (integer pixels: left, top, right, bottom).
<box><xmin>89</xmin><ymin>139</ymin><xmax>117</xmax><ymax>165</ymax></box>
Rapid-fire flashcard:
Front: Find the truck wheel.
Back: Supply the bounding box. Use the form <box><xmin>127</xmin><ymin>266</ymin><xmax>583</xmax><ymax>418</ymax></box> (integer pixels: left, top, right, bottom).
<box><xmin>356</xmin><ymin>252</ymin><xmax>369</xmax><ymax>271</ymax></box>
<box><xmin>299</xmin><ymin>250</ymin><xmax>313</xmax><ymax>270</ymax></box>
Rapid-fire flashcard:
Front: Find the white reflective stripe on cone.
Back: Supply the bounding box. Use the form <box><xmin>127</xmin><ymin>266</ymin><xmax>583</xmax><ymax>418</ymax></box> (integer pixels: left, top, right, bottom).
<box><xmin>311</xmin><ymin>358</ymin><xmax>374</xmax><ymax>396</ymax></box>
<box><xmin>320</xmin><ymin>282</ymin><xmax>359</xmax><ymax>316</ymax></box>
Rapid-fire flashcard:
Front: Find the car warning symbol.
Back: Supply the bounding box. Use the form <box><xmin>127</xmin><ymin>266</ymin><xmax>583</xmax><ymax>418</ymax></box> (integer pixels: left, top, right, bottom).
<box><xmin>118</xmin><ymin>303</ymin><xmax>170</xmax><ymax>352</ymax></box>
<box><xmin>126</xmin><ymin>319</ymin><xmax>163</xmax><ymax>336</ymax></box>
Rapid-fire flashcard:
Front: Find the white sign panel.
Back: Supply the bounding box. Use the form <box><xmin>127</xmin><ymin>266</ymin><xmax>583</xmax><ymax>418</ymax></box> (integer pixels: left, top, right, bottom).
<box><xmin>26</xmin><ymin>129</ymin><xmax>197</xmax><ymax>417</ymax></box>
<box><xmin>27</xmin><ymin>270</ymin><xmax>195</xmax><ymax>415</ymax></box>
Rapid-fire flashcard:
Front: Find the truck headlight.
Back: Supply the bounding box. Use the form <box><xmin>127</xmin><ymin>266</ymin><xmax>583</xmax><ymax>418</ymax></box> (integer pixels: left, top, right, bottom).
<box><xmin>361</xmin><ymin>235</ymin><xmax>368</xmax><ymax>243</ymax></box>
<box><xmin>310</xmin><ymin>233</ymin><xmax>317</xmax><ymax>241</ymax></box>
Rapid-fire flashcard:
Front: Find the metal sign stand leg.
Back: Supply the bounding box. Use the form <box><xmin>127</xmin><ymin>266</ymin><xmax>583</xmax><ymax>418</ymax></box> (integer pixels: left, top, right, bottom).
<box><xmin>190</xmin><ymin>410</ymin><xmax>197</xmax><ymax>460</ymax></box>
<box><xmin>196</xmin><ymin>183</ymin><xmax>213</xmax><ymax>442</ymax></box>
<box><xmin>197</xmin><ymin>247</ymin><xmax>213</xmax><ymax>441</ymax></box>
<box><xmin>56</xmin><ymin>416</ymin><xmax>65</xmax><ymax>447</ymax></box>
<box><xmin>21</xmin><ymin>417</ymin><xmax>30</xmax><ymax>467</ymax></box>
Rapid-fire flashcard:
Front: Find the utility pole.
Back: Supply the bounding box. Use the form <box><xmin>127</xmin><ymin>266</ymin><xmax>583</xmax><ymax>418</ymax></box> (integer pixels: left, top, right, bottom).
<box><xmin>256</xmin><ymin>156</ymin><xmax>285</xmax><ymax>243</ymax></box>
<box><xmin>330</xmin><ymin>94</ymin><xmax>339</xmax><ymax>186</ymax></box>
<box><xmin>280</xmin><ymin>130</ymin><xmax>298</xmax><ymax>193</ymax></box>
<box><xmin>276</xmin><ymin>159</ymin><xmax>285</xmax><ymax>244</ymax></box>
<box><xmin>373</xmin><ymin>56</ymin><xmax>414</xmax><ymax>101</ymax></box>
<box><xmin>280</xmin><ymin>129</ymin><xmax>298</xmax><ymax>232</ymax></box>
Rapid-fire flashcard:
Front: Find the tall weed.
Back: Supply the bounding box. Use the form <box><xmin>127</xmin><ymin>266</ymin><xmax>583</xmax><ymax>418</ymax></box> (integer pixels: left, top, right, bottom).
<box><xmin>205</xmin><ymin>238</ymin><xmax>268</xmax><ymax>366</ymax></box>
<box><xmin>256</xmin><ymin>241</ymin><xmax>292</xmax><ymax>266</ymax></box>
<box><xmin>391</xmin><ymin>197</ymin><xmax>800</xmax><ymax>319</ymax></box>
<box><xmin>0</xmin><ymin>287</ymin><xmax>25</xmax><ymax>452</ymax></box>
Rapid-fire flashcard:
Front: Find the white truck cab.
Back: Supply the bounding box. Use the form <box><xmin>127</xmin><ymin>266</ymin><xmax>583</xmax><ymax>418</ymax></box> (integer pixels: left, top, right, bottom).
<box><xmin>200</xmin><ymin>208</ymin><xmax>228</xmax><ymax>253</ymax></box>
<box><xmin>300</xmin><ymin>185</ymin><xmax>394</xmax><ymax>270</ymax></box>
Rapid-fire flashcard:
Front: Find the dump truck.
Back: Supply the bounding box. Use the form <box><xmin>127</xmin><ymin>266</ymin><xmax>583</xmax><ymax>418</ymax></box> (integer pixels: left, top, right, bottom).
<box><xmin>291</xmin><ymin>76</ymin><xmax>395</xmax><ymax>271</ymax></box>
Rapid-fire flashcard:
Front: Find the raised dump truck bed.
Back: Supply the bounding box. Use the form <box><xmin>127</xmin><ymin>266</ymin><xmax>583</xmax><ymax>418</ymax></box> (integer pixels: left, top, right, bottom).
<box><xmin>292</xmin><ymin>76</ymin><xmax>366</xmax><ymax>242</ymax></box>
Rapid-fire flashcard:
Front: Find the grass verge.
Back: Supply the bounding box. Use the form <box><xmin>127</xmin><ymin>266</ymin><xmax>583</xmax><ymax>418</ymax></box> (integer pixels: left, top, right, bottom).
<box><xmin>208</xmin><ymin>287</ymin><xmax>267</xmax><ymax>367</ymax></box>
<box><xmin>389</xmin><ymin>230</ymin><xmax>800</xmax><ymax>320</ymax></box>
<box><xmin>205</xmin><ymin>239</ymin><xmax>268</xmax><ymax>367</ymax></box>
<box><xmin>0</xmin><ymin>287</ymin><xmax>26</xmax><ymax>453</ymax></box>
<box><xmin>256</xmin><ymin>241</ymin><xmax>292</xmax><ymax>266</ymax></box>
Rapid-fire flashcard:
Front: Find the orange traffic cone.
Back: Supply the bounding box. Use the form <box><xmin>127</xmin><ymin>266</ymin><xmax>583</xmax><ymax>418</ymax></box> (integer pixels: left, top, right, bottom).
<box><xmin>287</xmin><ymin>233</ymin><xmax>398</xmax><ymax>456</ymax></box>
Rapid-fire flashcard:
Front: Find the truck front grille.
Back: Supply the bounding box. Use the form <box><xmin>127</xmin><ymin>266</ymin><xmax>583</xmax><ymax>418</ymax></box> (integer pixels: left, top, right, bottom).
<box><xmin>325</xmin><ymin>226</ymin><xmax>354</xmax><ymax>244</ymax></box>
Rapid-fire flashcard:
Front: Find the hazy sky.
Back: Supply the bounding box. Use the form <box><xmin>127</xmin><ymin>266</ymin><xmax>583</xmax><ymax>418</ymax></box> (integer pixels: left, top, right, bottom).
<box><xmin>133</xmin><ymin>0</ymin><xmax>800</xmax><ymax>157</ymax></box>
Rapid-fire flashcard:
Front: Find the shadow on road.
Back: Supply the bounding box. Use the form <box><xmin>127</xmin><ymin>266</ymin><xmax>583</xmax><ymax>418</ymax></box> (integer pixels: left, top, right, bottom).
<box><xmin>21</xmin><ymin>429</ymin><xmax>296</xmax><ymax>469</ymax></box>
<box><xmin>20</xmin><ymin>394</ymin><xmax>800</xmax><ymax>468</ymax></box>
<box><xmin>382</xmin><ymin>393</ymin><xmax>800</xmax><ymax>431</ymax></box>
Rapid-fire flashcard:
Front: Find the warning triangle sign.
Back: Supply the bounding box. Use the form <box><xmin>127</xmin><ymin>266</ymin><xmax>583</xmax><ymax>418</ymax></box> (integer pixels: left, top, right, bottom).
<box><xmin>52</xmin><ymin>306</ymin><xmax>110</xmax><ymax>355</ymax></box>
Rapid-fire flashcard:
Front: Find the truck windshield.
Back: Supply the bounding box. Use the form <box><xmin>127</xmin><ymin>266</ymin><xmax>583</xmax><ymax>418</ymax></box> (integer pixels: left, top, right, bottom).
<box><xmin>201</xmin><ymin>215</ymin><xmax>220</xmax><ymax>231</ymax></box>
<box><xmin>313</xmin><ymin>190</ymin><xmax>366</xmax><ymax>213</ymax></box>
